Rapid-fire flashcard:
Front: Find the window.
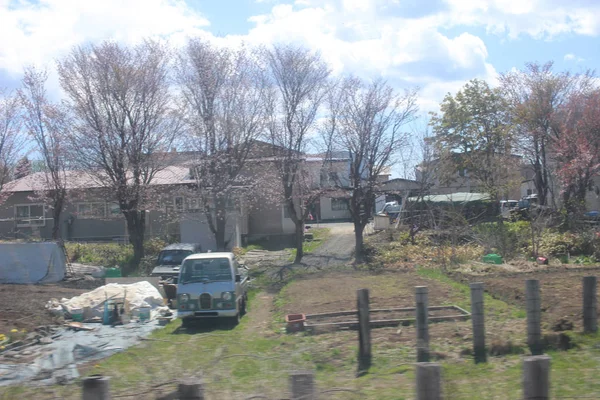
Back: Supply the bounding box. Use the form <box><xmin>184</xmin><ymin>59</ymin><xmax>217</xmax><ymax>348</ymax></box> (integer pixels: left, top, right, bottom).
<box><xmin>108</xmin><ymin>203</ymin><xmax>121</xmax><ymax>217</ymax></box>
<box><xmin>15</xmin><ymin>204</ymin><xmax>45</xmax><ymax>227</ymax></box>
<box><xmin>174</xmin><ymin>196</ymin><xmax>185</xmax><ymax>212</ymax></box>
<box><xmin>188</xmin><ymin>198</ymin><xmax>201</xmax><ymax>211</ymax></box>
<box><xmin>331</xmin><ymin>198</ymin><xmax>349</xmax><ymax>211</ymax></box>
<box><xmin>77</xmin><ymin>202</ymin><xmax>106</xmax><ymax>218</ymax></box>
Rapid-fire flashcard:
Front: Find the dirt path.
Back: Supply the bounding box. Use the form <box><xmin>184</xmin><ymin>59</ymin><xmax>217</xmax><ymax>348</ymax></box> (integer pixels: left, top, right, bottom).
<box><xmin>301</xmin><ymin>222</ymin><xmax>355</xmax><ymax>268</ymax></box>
<box><xmin>244</xmin><ymin>292</ymin><xmax>274</xmax><ymax>336</ymax></box>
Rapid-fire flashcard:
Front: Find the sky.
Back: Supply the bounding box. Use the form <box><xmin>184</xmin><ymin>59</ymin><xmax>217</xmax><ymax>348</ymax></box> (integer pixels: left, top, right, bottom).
<box><xmin>1</xmin><ymin>0</ymin><xmax>600</xmax><ymax>175</ymax></box>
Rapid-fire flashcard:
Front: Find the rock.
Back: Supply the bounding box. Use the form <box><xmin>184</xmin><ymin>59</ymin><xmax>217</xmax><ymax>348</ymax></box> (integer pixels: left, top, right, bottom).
<box><xmin>39</xmin><ymin>337</ymin><xmax>53</xmax><ymax>345</ymax></box>
<box><xmin>551</xmin><ymin>318</ymin><xmax>574</xmax><ymax>332</ymax></box>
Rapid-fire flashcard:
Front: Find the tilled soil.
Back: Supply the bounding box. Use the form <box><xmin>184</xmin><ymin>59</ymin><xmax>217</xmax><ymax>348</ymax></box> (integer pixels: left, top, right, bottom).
<box><xmin>0</xmin><ymin>283</ymin><xmax>90</xmax><ymax>336</ymax></box>
<box><xmin>451</xmin><ymin>266</ymin><xmax>600</xmax><ymax>331</ymax></box>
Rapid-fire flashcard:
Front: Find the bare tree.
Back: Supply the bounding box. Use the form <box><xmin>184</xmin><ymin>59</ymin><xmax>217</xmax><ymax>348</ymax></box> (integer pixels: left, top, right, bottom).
<box><xmin>329</xmin><ymin>77</ymin><xmax>418</xmax><ymax>263</ymax></box>
<box><xmin>500</xmin><ymin>61</ymin><xmax>594</xmax><ymax>207</ymax></box>
<box><xmin>57</xmin><ymin>40</ymin><xmax>181</xmax><ymax>274</ymax></box>
<box><xmin>176</xmin><ymin>39</ymin><xmax>269</xmax><ymax>250</ymax></box>
<box><xmin>19</xmin><ymin>67</ymin><xmax>70</xmax><ymax>240</ymax></box>
<box><xmin>0</xmin><ymin>89</ymin><xmax>26</xmax><ymax>197</ymax></box>
<box><xmin>264</xmin><ymin>44</ymin><xmax>330</xmax><ymax>263</ymax></box>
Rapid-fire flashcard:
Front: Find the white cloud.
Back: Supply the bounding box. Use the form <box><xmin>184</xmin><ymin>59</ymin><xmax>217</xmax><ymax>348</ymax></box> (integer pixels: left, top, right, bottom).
<box><xmin>0</xmin><ymin>0</ymin><xmax>209</xmax><ymax>76</ymax></box>
<box><xmin>564</xmin><ymin>53</ymin><xmax>585</xmax><ymax>62</ymax></box>
<box><xmin>442</xmin><ymin>0</ymin><xmax>600</xmax><ymax>39</ymax></box>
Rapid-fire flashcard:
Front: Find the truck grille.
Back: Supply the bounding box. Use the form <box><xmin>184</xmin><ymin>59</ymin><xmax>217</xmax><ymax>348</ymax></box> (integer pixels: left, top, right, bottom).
<box><xmin>199</xmin><ymin>293</ymin><xmax>212</xmax><ymax>310</ymax></box>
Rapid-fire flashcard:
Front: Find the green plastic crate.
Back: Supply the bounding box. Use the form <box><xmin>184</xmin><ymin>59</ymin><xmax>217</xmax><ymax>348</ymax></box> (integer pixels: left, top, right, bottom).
<box><xmin>482</xmin><ymin>254</ymin><xmax>503</xmax><ymax>265</ymax></box>
<box><xmin>105</xmin><ymin>267</ymin><xmax>122</xmax><ymax>278</ymax></box>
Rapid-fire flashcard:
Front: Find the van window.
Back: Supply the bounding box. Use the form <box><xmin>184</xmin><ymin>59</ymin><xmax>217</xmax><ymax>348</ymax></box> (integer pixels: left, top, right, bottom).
<box><xmin>180</xmin><ymin>258</ymin><xmax>232</xmax><ymax>284</ymax></box>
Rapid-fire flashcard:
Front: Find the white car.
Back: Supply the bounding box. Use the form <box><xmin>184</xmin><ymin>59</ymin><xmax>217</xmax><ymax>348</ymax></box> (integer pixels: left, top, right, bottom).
<box><xmin>176</xmin><ymin>252</ymin><xmax>249</xmax><ymax>327</ymax></box>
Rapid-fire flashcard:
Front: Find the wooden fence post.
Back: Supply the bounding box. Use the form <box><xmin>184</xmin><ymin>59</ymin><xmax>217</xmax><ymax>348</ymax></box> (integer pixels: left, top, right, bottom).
<box><xmin>470</xmin><ymin>282</ymin><xmax>486</xmax><ymax>363</ymax></box>
<box><xmin>415</xmin><ymin>362</ymin><xmax>441</xmax><ymax>400</ymax></box>
<box><xmin>178</xmin><ymin>378</ymin><xmax>205</xmax><ymax>400</ymax></box>
<box><xmin>357</xmin><ymin>288</ymin><xmax>371</xmax><ymax>374</ymax></box>
<box><xmin>82</xmin><ymin>375</ymin><xmax>111</xmax><ymax>400</ymax></box>
<box><xmin>523</xmin><ymin>355</ymin><xmax>550</xmax><ymax>400</ymax></box>
<box><xmin>416</xmin><ymin>286</ymin><xmax>430</xmax><ymax>362</ymax></box>
<box><xmin>525</xmin><ymin>279</ymin><xmax>542</xmax><ymax>355</ymax></box>
<box><xmin>583</xmin><ymin>276</ymin><xmax>597</xmax><ymax>333</ymax></box>
<box><xmin>290</xmin><ymin>371</ymin><xmax>317</xmax><ymax>400</ymax></box>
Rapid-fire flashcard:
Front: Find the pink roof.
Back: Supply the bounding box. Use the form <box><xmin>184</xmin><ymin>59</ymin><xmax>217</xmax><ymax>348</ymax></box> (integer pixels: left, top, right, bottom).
<box><xmin>2</xmin><ymin>166</ymin><xmax>194</xmax><ymax>193</ymax></box>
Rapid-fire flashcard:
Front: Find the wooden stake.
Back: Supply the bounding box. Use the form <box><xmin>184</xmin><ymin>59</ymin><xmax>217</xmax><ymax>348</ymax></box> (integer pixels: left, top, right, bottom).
<box><xmin>82</xmin><ymin>375</ymin><xmax>111</xmax><ymax>400</ymax></box>
<box><xmin>357</xmin><ymin>288</ymin><xmax>371</xmax><ymax>374</ymax></box>
<box><xmin>415</xmin><ymin>362</ymin><xmax>441</xmax><ymax>400</ymax></box>
<box><xmin>525</xmin><ymin>279</ymin><xmax>542</xmax><ymax>355</ymax></box>
<box><xmin>416</xmin><ymin>286</ymin><xmax>429</xmax><ymax>362</ymax></box>
<box><xmin>178</xmin><ymin>378</ymin><xmax>204</xmax><ymax>400</ymax></box>
<box><xmin>583</xmin><ymin>276</ymin><xmax>597</xmax><ymax>333</ymax></box>
<box><xmin>470</xmin><ymin>282</ymin><xmax>486</xmax><ymax>363</ymax></box>
<box><xmin>523</xmin><ymin>355</ymin><xmax>550</xmax><ymax>400</ymax></box>
<box><xmin>290</xmin><ymin>371</ymin><xmax>317</xmax><ymax>400</ymax></box>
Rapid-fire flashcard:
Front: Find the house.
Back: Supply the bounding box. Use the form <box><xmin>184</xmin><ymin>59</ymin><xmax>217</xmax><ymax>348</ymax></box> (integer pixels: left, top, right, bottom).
<box><xmin>0</xmin><ymin>141</ymin><xmax>300</xmax><ymax>250</ymax></box>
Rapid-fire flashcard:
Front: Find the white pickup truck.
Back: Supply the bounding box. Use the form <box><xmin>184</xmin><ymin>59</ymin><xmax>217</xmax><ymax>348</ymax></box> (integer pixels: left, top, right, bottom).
<box><xmin>176</xmin><ymin>252</ymin><xmax>249</xmax><ymax>327</ymax></box>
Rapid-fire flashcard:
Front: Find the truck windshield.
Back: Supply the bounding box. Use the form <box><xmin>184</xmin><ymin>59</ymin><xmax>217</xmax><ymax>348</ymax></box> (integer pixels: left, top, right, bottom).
<box><xmin>180</xmin><ymin>258</ymin><xmax>232</xmax><ymax>284</ymax></box>
<box><xmin>157</xmin><ymin>250</ymin><xmax>193</xmax><ymax>266</ymax></box>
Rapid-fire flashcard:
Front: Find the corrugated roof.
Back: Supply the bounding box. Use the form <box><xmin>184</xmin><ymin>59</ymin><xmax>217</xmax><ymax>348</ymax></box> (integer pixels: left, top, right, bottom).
<box><xmin>407</xmin><ymin>192</ymin><xmax>491</xmax><ymax>203</ymax></box>
<box><xmin>2</xmin><ymin>166</ymin><xmax>194</xmax><ymax>193</ymax></box>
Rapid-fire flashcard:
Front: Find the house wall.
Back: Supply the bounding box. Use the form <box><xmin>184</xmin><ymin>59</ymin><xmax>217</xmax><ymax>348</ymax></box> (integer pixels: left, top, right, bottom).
<box><xmin>319</xmin><ymin>197</ymin><xmax>351</xmax><ymax>220</ymax></box>
<box><xmin>0</xmin><ymin>191</ymin><xmax>178</xmax><ymax>242</ymax></box>
<box><xmin>179</xmin><ymin>211</ymin><xmax>243</xmax><ymax>250</ymax></box>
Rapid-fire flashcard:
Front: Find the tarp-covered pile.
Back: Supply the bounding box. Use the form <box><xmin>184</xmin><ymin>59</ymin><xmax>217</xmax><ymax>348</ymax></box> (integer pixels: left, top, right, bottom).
<box><xmin>59</xmin><ymin>281</ymin><xmax>168</xmax><ymax>320</ymax></box>
<box><xmin>0</xmin><ymin>242</ymin><xmax>66</xmax><ymax>284</ymax></box>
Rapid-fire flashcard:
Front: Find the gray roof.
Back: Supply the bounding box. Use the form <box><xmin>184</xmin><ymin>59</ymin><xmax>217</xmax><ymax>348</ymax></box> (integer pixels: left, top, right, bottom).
<box><xmin>407</xmin><ymin>192</ymin><xmax>491</xmax><ymax>203</ymax></box>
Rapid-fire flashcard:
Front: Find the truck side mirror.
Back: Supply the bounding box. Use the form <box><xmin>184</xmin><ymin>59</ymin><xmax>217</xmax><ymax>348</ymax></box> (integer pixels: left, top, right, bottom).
<box><xmin>235</xmin><ymin>274</ymin><xmax>241</xmax><ymax>283</ymax></box>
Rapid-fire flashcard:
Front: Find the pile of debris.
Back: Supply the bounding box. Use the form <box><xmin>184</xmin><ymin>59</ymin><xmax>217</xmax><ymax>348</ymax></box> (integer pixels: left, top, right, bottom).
<box><xmin>0</xmin><ymin>281</ymin><xmax>173</xmax><ymax>386</ymax></box>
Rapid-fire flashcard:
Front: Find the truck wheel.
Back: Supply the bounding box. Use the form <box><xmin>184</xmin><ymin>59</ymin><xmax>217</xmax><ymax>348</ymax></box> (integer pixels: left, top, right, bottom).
<box><xmin>181</xmin><ymin>318</ymin><xmax>191</xmax><ymax>329</ymax></box>
<box><xmin>226</xmin><ymin>313</ymin><xmax>240</xmax><ymax>327</ymax></box>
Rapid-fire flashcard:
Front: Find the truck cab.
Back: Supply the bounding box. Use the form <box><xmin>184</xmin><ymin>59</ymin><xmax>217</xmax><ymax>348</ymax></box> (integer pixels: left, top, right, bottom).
<box><xmin>150</xmin><ymin>243</ymin><xmax>202</xmax><ymax>283</ymax></box>
<box><xmin>176</xmin><ymin>252</ymin><xmax>249</xmax><ymax>327</ymax></box>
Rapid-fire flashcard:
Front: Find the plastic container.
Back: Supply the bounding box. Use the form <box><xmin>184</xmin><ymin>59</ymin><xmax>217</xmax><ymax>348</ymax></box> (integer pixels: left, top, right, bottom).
<box><xmin>105</xmin><ymin>268</ymin><xmax>122</xmax><ymax>278</ymax></box>
<box><xmin>285</xmin><ymin>313</ymin><xmax>306</xmax><ymax>333</ymax></box>
<box><xmin>482</xmin><ymin>254</ymin><xmax>503</xmax><ymax>265</ymax></box>
<box><xmin>138</xmin><ymin>307</ymin><xmax>151</xmax><ymax>322</ymax></box>
<box><xmin>71</xmin><ymin>307</ymin><xmax>83</xmax><ymax>322</ymax></box>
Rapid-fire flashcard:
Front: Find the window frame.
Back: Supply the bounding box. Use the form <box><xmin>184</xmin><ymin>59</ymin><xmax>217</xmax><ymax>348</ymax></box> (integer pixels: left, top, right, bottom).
<box><xmin>76</xmin><ymin>202</ymin><xmax>107</xmax><ymax>219</ymax></box>
<box><xmin>15</xmin><ymin>203</ymin><xmax>46</xmax><ymax>227</ymax></box>
<box><xmin>174</xmin><ymin>196</ymin><xmax>185</xmax><ymax>212</ymax></box>
<box><xmin>331</xmin><ymin>198</ymin><xmax>349</xmax><ymax>212</ymax></box>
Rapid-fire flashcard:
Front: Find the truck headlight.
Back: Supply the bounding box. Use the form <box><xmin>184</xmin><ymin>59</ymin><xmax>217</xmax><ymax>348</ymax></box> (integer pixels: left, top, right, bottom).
<box><xmin>221</xmin><ymin>292</ymin><xmax>232</xmax><ymax>301</ymax></box>
<box><xmin>180</xmin><ymin>294</ymin><xmax>190</xmax><ymax>302</ymax></box>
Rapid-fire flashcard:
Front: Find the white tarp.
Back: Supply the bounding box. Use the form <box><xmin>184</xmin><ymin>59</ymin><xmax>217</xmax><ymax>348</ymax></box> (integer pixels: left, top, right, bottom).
<box><xmin>60</xmin><ymin>281</ymin><xmax>168</xmax><ymax>320</ymax></box>
<box><xmin>0</xmin><ymin>242</ymin><xmax>66</xmax><ymax>284</ymax></box>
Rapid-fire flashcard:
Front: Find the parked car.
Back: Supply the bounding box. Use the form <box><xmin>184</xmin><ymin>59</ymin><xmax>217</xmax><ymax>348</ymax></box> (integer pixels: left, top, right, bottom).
<box><xmin>150</xmin><ymin>243</ymin><xmax>202</xmax><ymax>283</ymax></box>
<box><xmin>500</xmin><ymin>200</ymin><xmax>519</xmax><ymax>218</ymax></box>
<box><xmin>176</xmin><ymin>252</ymin><xmax>249</xmax><ymax>327</ymax></box>
<box><xmin>378</xmin><ymin>201</ymin><xmax>402</xmax><ymax>223</ymax></box>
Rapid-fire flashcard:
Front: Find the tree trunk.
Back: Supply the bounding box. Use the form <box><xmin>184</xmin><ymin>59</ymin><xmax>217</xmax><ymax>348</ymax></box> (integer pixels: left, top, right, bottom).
<box><xmin>294</xmin><ymin>221</ymin><xmax>304</xmax><ymax>264</ymax></box>
<box><xmin>52</xmin><ymin>206</ymin><xmax>62</xmax><ymax>241</ymax></box>
<box><xmin>215</xmin><ymin>197</ymin><xmax>227</xmax><ymax>251</ymax></box>
<box><xmin>354</xmin><ymin>221</ymin><xmax>365</xmax><ymax>264</ymax></box>
<box><xmin>124</xmin><ymin>210</ymin><xmax>146</xmax><ymax>276</ymax></box>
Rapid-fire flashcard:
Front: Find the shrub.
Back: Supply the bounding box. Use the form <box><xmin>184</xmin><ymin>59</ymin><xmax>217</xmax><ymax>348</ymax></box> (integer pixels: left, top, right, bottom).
<box><xmin>537</xmin><ymin>230</ymin><xmax>597</xmax><ymax>257</ymax></box>
<box><xmin>65</xmin><ymin>239</ymin><xmax>166</xmax><ymax>270</ymax></box>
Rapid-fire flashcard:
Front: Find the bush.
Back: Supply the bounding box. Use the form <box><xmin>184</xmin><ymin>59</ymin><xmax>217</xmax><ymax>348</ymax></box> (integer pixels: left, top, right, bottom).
<box><xmin>65</xmin><ymin>239</ymin><xmax>167</xmax><ymax>271</ymax></box>
<box><xmin>537</xmin><ymin>231</ymin><xmax>596</xmax><ymax>257</ymax></box>
<box><xmin>472</xmin><ymin>222</ymin><xmax>521</xmax><ymax>259</ymax></box>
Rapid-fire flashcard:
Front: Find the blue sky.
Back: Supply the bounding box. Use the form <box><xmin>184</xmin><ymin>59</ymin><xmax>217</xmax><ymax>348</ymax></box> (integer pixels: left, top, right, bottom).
<box><xmin>1</xmin><ymin>0</ymin><xmax>600</xmax><ymax>175</ymax></box>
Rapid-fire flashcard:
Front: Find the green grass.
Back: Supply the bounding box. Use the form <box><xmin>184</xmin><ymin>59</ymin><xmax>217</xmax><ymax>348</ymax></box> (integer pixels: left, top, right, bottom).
<box><xmin>288</xmin><ymin>228</ymin><xmax>331</xmax><ymax>261</ymax></box>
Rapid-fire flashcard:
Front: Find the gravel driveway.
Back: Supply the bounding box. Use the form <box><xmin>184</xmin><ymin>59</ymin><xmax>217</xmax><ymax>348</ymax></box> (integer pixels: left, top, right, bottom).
<box><xmin>301</xmin><ymin>222</ymin><xmax>355</xmax><ymax>267</ymax></box>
